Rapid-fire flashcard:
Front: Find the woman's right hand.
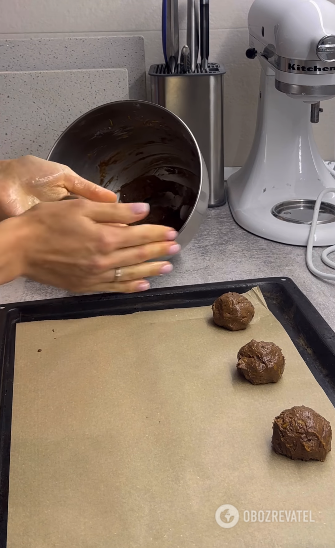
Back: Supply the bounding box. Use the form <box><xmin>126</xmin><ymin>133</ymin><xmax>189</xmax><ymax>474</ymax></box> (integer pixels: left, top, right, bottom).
<box><xmin>10</xmin><ymin>199</ymin><xmax>180</xmax><ymax>293</ymax></box>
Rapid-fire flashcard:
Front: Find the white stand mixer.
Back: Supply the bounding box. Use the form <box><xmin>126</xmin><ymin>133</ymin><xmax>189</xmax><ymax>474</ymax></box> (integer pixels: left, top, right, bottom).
<box><xmin>228</xmin><ymin>0</ymin><xmax>335</xmax><ymax>246</ymax></box>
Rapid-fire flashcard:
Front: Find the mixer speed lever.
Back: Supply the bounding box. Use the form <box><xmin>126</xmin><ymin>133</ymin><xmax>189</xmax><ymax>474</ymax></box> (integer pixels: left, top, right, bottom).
<box><xmin>310</xmin><ymin>102</ymin><xmax>324</xmax><ymax>124</ymax></box>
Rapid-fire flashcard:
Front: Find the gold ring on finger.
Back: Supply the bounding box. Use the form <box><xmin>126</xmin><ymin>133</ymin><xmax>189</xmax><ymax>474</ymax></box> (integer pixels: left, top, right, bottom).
<box><xmin>114</xmin><ymin>267</ymin><xmax>123</xmax><ymax>281</ymax></box>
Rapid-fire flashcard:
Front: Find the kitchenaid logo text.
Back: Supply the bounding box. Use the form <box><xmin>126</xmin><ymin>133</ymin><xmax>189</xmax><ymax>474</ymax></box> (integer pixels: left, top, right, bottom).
<box><xmin>288</xmin><ymin>63</ymin><xmax>335</xmax><ymax>72</ymax></box>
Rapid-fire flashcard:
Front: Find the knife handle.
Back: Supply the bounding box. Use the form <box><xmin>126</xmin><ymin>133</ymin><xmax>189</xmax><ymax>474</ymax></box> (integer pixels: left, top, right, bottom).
<box><xmin>166</xmin><ymin>0</ymin><xmax>179</xmax><ymax>73</ymax></box>
<box><xmin>200</xmin><ymin>0</ymin><xmax>209</xmax><ymax>71</ymax></box>
<box><xmin>162</xmin><ymin>0</ymin><xmax>168</xmax><ymax>65</ymax></box>
<box><xmin>181</xmin><ymin>45</ymin><xmax>191</xmax><ymax>73</ymax></box>
<box><xmin>187</xmin><ymin>0</ymin><xmax>199</xmax><ymax>73</ymax></box>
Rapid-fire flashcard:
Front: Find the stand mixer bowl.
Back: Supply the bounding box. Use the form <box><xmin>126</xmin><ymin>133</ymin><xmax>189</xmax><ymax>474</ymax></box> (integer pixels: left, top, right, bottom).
<box><xmin>48</xmin><ymin>100</ymin><xmax>209</xmax><ymax>250</ymax></box>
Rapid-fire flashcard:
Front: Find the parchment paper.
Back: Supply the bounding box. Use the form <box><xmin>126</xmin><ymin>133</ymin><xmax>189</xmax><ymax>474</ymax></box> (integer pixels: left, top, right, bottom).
<box><xmin>8</xmin><ymin>288</ymin><xmax>335</xmax><ymax>548</ymax></box>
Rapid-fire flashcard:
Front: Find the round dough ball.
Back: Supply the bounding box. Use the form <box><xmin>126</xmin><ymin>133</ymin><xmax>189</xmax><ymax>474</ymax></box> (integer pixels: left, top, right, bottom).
<box><xmin>272</xmin><ymin>406</ymin><xmax>332</xmax><ymax>461</ymax></box>
<box><xmin>237</xmin><ymin>340</ymin><xmax>285</xmax><ymax>384</ymax></box>
<box><xmin>212</xmin><ymin>292</ymin><xmax>255</xmax><ymax>331</ymax></box>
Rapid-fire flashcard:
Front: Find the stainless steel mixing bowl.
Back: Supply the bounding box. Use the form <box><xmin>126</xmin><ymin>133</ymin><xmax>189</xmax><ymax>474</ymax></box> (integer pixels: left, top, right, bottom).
<box><xmin>48</xmin><ymin>100</ymin><xmax>209</xmax><ymax>249</ymax></box>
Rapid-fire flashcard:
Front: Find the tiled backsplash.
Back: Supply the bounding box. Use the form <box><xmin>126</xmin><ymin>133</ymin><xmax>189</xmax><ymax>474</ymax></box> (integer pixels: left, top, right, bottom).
<box><xmin>1</xmin><ymin>0</ymin><xmax>335</xmax><ymax>166</ymax></box>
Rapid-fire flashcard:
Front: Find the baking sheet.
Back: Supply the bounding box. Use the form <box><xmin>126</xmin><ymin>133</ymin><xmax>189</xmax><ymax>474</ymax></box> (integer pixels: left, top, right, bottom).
<box><xmin>7</xmin><ymin>288</ymin><xmax>335</xmax><ymax>548</ymax></box>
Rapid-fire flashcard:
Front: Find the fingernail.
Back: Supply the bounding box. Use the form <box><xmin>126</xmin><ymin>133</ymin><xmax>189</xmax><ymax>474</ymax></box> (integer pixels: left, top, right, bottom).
<box><xmin>169</xmin><ymin>244</ymin><xmax>181</xmax><ymax>255</ymax></box>
<box><xmin>167</xmin><ymin>230</ymin><xmax>178</xmax><ymax>241</ymax></box>
<box><xmin>160</xmin><ymin>264</ymin><xmax>173</xmax><ymax>275</ymax></box>
<box><xmin>138</xmin><ymin>281</ymin><xmax>150</xmax><ymax>291</ymax></box>
<box><xmin>131</xmin><ymin>203</ymin><xmax>150</xmax><ymax>215</ymax></box>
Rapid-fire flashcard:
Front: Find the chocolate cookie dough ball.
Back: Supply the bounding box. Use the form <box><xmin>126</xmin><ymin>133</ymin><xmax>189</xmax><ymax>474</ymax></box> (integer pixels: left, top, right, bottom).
<box><xmin>212</xmin><ymin>292</ymin><xmax>255</xmax><ymax>331</ymax></box>
<box><xmin>237</xmin><ymin>340</ymin><xmax>285</xmax><ymax>384</ymax></box>
<box><xmin>272</xmin><ymin>406</ymin><xmax>332</xmax><ymax>462</ymax></box>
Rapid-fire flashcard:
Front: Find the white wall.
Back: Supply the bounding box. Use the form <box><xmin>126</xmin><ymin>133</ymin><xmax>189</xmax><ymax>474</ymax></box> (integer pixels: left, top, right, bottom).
<box><xmin>1</xmin><ymin>0</ymin><xmax>335</xmax><ymax>166</ymax></box>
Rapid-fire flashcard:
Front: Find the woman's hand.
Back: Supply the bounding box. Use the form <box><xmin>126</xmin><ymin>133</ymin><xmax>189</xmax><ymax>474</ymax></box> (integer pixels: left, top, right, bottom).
<box><xmin>5</xmin><ymin>199</ymin><xmax>179</xmax><ymax>293</ymax></box>
<box><xmin>0</xmin><ymin>155</ymin><xmax>116</xmax><ymax>220</ymax></box>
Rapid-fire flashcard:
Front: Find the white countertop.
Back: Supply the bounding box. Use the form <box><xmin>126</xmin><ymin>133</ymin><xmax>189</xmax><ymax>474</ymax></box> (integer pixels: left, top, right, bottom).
<box><xmin>1</xmin><ymin>205</ymin><xmax>334</xmax><ymax>331</ymax></box>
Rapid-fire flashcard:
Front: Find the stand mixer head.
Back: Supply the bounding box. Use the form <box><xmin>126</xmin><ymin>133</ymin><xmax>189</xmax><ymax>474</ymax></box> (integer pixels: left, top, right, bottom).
<box><xmin>228</xmin><ymin>0</ymin><xmax>335</xmax><ymax>246</ymax></box>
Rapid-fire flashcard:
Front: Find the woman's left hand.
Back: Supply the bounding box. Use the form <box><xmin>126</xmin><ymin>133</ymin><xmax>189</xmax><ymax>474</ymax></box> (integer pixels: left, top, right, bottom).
<box><xmin>0</xmin><ymin>155</ymin><xmax>116</xmax><ymax>220</ymax></box>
